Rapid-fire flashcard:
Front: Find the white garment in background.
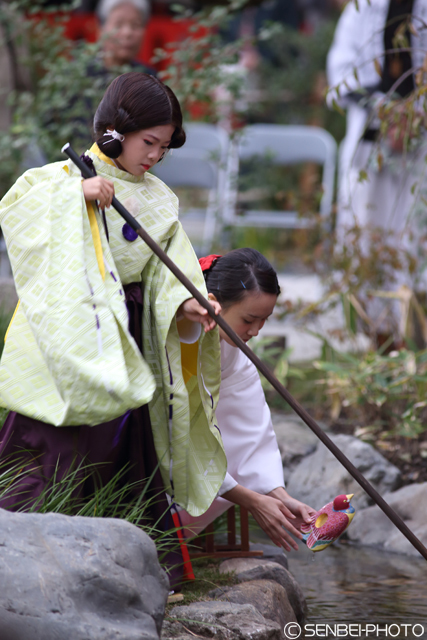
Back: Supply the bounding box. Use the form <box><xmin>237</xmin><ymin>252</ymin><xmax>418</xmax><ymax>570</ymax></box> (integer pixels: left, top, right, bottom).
<box><xmin>327</xmin><ymin>0</ymin><xmax>427</xmax><ymax>235</ymax></box>
<box><xmin>178</xmin><ymin>340</ymin><xmax>285</xmax><ymax>538</ymax></box>
<box><xmin>327</xmin><ymin>0</ymin><xmax>427</xmax><ymax>331</ymax></box>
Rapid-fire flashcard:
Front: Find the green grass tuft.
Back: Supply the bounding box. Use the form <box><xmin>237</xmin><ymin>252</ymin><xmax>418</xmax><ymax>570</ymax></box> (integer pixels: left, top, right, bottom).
<box><xmin>167</xmin><ymin>557</ymin><xmax>238</xmax><ymax>608</ymax></box>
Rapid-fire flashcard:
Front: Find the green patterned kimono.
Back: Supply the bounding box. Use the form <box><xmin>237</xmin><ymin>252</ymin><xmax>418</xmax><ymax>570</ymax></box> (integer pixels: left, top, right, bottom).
<box><xmin>0</xmin><ymin>145</ymin><xmax>226</xmax><ymax>515</ymax></box>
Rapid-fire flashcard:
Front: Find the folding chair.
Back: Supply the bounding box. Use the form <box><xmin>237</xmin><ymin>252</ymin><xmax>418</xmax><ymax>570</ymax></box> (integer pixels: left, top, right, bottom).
<box><xmin>151</xmin><ymin>123</ymin><xmax>229</xmax><ymax>255</ymax></box>
<box><xmin>222</xmin><ymin>124</ymin><xmax>337</xmax><ymax>231</ymax></box>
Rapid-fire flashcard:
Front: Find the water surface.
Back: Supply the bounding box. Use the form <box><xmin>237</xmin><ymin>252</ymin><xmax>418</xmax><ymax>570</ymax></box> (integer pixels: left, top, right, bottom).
<box><xmin>287</xmin><ymin>542</ymin><xmax>427</xmax><ymax>639</ymax></box>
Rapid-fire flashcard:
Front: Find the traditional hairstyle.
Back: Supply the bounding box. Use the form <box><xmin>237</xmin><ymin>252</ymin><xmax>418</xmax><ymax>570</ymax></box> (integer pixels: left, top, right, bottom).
<box><xmin>93</xmin><ymin>72</ymin><xmax>186</xmax><ymax>158</ymax></box>
<box><xmin>201</xmin><ymin>248</ymin><xmax>280</xmax><ymax>308</ymax></box>
<box><xmin>97</xmin><ymin>0</ymin><xmax>150</xmax><ymax>26</ymax></box>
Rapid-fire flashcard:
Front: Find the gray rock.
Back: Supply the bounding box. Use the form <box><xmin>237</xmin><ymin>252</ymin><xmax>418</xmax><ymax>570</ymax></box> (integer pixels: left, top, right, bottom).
<box><xmin>168</xmin><ymin>601</ymin><xmax>281</xmax><ymax>640</ymax></box>
<box><xmin>0</xmin><ymin>509</ymin><xmax>169</xmax><ymax>640</ymax></box>
<box><xmin>162</xmin><ymin>635</ymin><xmax>196</xmax><ymax>640</ymax></box>
<box><xmin>346</xmin><ymin>482</ymin><xmax>427</xmax><ymax>557</ymax></box>
<box><xmin>161</xmin><ymin>619</ymin><xmax>204</xmax><ymax>640</ymax></box>
<box><xmin>271</xmin><ymin>413</ymin><xmax>319</xmax><ymax>482</ymax></box>
<box><xmin>218</xmin><ymin>558</ymin><xmax>306</xmax><ymax>624</ymax></box>
<box><xmin>248</xmin><ymin>543</ymin><xmax>289</xmax><ymax>569</ymax></box>
<box><xmin>286</xmin><ymin>434</ymin><xmax>401</xmax><ymax>509</ymax></box>
<box><xmin>209</xmin><ymin>579</ymin><xmax>296</xmax><ymax>633</ymax></box>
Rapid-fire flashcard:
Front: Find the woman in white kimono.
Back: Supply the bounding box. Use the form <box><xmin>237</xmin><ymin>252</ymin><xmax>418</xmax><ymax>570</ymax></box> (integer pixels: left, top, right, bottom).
<box><xmin>326</xmin><ymin>0</ymin><xmax>427</xmax><ymax>335</ymax></box>
<box><xmin>327</xmin><ymin>0</ymin><xmax>427</xmax><ymax>232</ymax></box>
<box><xmin>178</xmin><ymin>250</ymin><xmax>316</xmax><ymax>552</ymax></box>
<box><xmin>0</xmin><ymin>74</ymin><xmax>226</xmax><ymax>587</ymax></box>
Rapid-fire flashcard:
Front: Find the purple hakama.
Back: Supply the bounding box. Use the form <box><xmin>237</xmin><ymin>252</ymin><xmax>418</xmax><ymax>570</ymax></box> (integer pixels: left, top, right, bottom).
<box><xmin>0</xmin><ymin>282</ymin><xmax>184</xmax><ymax>587</ymax></box>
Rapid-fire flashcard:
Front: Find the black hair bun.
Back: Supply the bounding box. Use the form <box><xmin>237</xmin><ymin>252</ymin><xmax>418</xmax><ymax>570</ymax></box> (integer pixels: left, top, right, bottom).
<box><xmin>170</xmin><ymin>127</ymin><xmax>186</xmax><ymax>149</ymax></box>
<box><xmin>96</xmin><ymin>134</ymin><xmax>123</xmax><ymax>159</ymax></box>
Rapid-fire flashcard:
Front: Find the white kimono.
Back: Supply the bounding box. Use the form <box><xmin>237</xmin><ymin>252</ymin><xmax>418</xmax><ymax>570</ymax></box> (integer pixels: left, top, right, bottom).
<box><xmin>327</xmin><ymin>0</ymin><xmax>427</xmax><ymax>236</ymax></box>
<box><xmin>327</xmin><ymin>0</ymin><xmax>427</xmax><ymax>329</ymax></box>
<box><xmin>178</xmin><ymin>340</ymin><xmax>284</xmax><ymax>538</ymax></box>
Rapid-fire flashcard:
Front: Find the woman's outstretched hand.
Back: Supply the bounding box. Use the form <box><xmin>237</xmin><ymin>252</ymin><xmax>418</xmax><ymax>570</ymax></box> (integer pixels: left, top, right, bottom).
<box><xmin>248</xmin><ymin>493</ymin><xmax>306</xmax><ymax>551</ymax></box>
<box><xmin>82</xmin><ymin>176</ymin><xmax>115</xmax><ymax>210</ymax></box>
<box><xmin>221</xmin><ymin>485</ymin><xmax>310</xmax><ymax>551</ymax></box>
<box><xmin>178</xmin><ymin>298</ymin><xmax>221</xmax><ymax>333</ymax></box>
<box><xmin>268</xmin><ymin>487</ymin><xmax>316</xmax><ymax>531</ymax></box>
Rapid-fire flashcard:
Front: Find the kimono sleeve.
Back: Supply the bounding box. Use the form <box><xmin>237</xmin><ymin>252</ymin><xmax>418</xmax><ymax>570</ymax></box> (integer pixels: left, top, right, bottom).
<box><xmin>142</xmin><ymin>222</ymin><xmax>226</xmax><ymax>516</ymax></box>
<box><xmin>0</xmin><ymin>162</ymin><xmax>155</xmax><ymax>426</ymax></box>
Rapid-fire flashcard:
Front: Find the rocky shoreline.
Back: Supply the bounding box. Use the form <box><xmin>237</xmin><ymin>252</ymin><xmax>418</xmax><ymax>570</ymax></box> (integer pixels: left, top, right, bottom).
<box><xmin>273</xmin><ymin>411</ymin><xmax>427</xmax><ymax>557</ymax></box>
<box><xmin>161</xmin><ymin>413</ymin><xmax>427</xmax><ymax>639</ymax></box>
<box><xmin>163</xmin><ymin>554</ymin><xmax>306</xmax><ymax>640</ymax></box>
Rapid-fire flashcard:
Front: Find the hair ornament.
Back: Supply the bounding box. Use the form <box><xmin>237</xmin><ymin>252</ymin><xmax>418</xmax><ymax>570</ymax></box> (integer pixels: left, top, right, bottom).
<box><xmin>241</xmin><ymin>280</ymin><xmax>246</xmax><ymax>289</ymax></box>
<box><xmin>103</xmin><ymin>129</ymin><xmax>125</xmax><ymax>143</ymax></box>
<box><xmin>199</xmin><ymin>254</ymin><xmax>222</xmax><ymax>273</ymax></box>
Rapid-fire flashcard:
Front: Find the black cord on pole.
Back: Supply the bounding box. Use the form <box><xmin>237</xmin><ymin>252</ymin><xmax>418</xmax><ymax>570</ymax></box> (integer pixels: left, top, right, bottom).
<box><xmin>62</xmin><ymin>143</ymin><xmax>427</xmax><ymax>561</ymax></box>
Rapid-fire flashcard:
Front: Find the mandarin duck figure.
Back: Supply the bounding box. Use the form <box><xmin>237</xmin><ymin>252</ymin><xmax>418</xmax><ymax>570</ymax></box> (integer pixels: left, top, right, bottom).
<box><xmin>301</xmin><ymin>494</ymin><xmax>355</xmax><ymax>552</ymax></box>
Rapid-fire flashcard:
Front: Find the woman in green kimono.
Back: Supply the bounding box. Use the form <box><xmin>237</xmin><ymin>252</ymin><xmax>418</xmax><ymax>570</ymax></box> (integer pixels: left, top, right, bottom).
<box><xmin>0</xmin><ymin>73</ymin><xmax>227</xmax><ymax>555</ymax></box>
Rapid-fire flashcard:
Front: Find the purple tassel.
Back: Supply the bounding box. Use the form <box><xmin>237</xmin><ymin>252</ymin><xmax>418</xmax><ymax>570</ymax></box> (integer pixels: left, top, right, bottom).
<box><xmin>80</xmin><ymin>153</ymin><xmax>96</xmax><ymax>175</ymax></box>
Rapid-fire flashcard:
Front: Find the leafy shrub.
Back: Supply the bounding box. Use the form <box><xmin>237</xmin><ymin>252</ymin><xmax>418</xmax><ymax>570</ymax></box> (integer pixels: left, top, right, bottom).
<box><xmin>315</xmin><ymin>345</ymin><xmax>427</xmax><ymax>438</ymax></box>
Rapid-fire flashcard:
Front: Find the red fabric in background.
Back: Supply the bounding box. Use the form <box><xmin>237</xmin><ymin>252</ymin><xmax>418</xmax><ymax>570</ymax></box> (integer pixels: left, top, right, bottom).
<box><xmin>28</xmin><ymin>11</ymin><xmax>99</xmax><ymax>43</ymax></box>
<box><xmin>64</xmin><ymin>12</ymin><xmax>99</xmax><ymax>42</ymax></box>
<box><xmin>137</xmin><ymin>15</ymin><xmax>209</xmax><ymax>71</ymax></box>
<box><xmin>29</xmin><ymin>10</ymin><xmax>209</xmax><ymax>72</ymax></box>
<box><xmin>28</xmin><ymin>9</ymin><xmax>212</xmax><ymax>118</ymax></box>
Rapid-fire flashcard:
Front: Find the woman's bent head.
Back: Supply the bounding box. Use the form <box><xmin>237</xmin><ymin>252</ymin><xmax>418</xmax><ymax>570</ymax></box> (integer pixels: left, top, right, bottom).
<box><xmin>203</xmin><ymin>248</ymin><xmax>280</xmax><ymax>346</ymax></box>
<box><xmin>93</xmin><ymin>72</ymin><xmax>186</xmax><ymax>160</ymax></box>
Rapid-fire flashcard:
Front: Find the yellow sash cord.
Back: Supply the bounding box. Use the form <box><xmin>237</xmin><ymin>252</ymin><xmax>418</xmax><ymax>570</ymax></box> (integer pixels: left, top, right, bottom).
<box><xmin>64</xmin><ymin>163</ymin><xmax>105</xmax><ymax>281</ymax></box>
<box><xmin>181</xmin><ymin>341</ymin><xmax>199</xmax><ymax>385</ymax></box>
<box><xmin>4</xmin><ymin>300</ymin><xmax>20</xmax><ymax>343</ymax></box>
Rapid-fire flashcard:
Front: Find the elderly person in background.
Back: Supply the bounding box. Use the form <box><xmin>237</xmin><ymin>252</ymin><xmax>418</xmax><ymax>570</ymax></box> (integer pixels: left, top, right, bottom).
<box><xmin>96</xmin><ymin>0</ymin><xmax>156</xmax><ymax>72</ymax></box>
<box><xmin>63</xmin><ymin>0</ymin><xmax>156</xmax><ymax>157</ymax></box>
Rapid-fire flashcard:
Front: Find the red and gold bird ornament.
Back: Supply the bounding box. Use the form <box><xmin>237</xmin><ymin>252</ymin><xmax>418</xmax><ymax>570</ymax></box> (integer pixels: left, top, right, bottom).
<box><xmin>301</xmin><ymin>494</ymin><xmax>355</xmax><ymax>552</ymax></box>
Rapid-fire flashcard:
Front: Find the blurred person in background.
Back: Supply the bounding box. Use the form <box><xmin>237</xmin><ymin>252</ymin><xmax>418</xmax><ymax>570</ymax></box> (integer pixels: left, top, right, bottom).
<box><xmin>96</xmin><ymin>0</ymin><xmax>156</xmax><ymax>74</ymax></box>
<box><xmin>18</xmin><ymin>0</ymin><xmax>156</xmax><ymax>168</ymax></box>
<box><xmin>70</xmin><ymin>0</ymin><xmax>156</xmax><ymax>150</ymax></box>
<box><xmin>327</xmin><ymin>0</ymin><xmax>427</xmax><ymax>341</ymax></box>
<box><xmin>327</xmin><ymin>0</ymin><xmax>427</xmax><ymax>239</ymax></box>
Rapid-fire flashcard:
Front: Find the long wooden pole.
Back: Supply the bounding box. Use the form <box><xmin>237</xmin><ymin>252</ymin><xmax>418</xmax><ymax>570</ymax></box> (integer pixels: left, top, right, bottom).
<box><xmin>62</xmin><ymin>143</ymin><xmax>427</xmax><ymax>562</ymax></box>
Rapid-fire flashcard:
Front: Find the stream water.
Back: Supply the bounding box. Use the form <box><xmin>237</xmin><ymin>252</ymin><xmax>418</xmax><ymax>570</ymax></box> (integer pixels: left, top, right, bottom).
<box><xmin>287</xmin><ymin>541</ymin><xmax>427</xmax><ymax>639</ymax></box>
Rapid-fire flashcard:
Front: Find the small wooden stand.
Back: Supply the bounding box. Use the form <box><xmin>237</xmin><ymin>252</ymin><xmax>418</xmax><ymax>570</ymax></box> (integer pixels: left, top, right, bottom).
<box><xmin>190</xmin><ymin>506</ymin><xmax>263</xmax><ymax>559</ymax></box>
